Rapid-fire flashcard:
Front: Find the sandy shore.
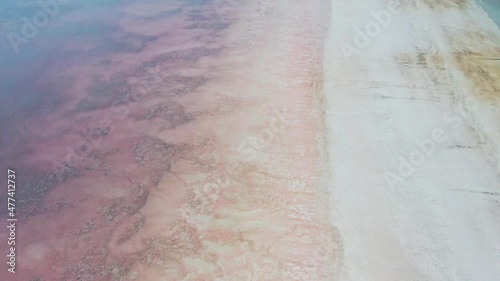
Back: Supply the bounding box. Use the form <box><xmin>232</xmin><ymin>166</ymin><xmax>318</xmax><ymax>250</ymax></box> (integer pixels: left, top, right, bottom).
<box><xmin>323</xmin><ymin>0</ymin><xmax>500</xmax><ymax>280</ymax></box>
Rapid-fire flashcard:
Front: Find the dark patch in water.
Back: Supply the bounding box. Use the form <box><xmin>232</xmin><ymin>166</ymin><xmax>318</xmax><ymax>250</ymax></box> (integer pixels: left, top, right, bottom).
<box><xmin>111</xmin><ymin>33</ymin><xmax>158</xmax><ymax>53</ymax></box>
<box><xmin>134</xmin><ymin>7</ymin><xmax>183</xmax><ymax>21</ymax></box>
<box><xmin>117</xmin><ymin>214</ymin><xmax>145</xmax><ymax>244</ymax></box>
<box><xmin>165</xmin><ymin>75</ymin><xmax>209</xmax><ymax>97</ymax></box>
<box><xmin>77</xmin><ymin>47</ymin><xmax>219</xmax><ymax>112</ymax></box>
<box><xmin>86</xmin><ymin>29</ymin><xmax>158</xmax><ymax>55</ymax></box>
<box><xmin>97</xmin><ymin>187</ymin><xmax>148</xmax><ymax>224</ymax></box>
<box><xmin>7</xmin><ymin>165</ymin><xmax>80</xmax><ymax>217</ymax></box>
<box><xmin>0</xmin><ymin>75</ymin><xmax>67</xmax><ymax>125</ymax></box>
<box><xmin>134</xmin><ymin>102</ymin><xmax>194</xmax><ymax>128</ymax></box>
<box><xmin>99</xmin><ymin>59</ymin><xmax>113</xmax><ymax>65</ymax></box>
<box><xmin>148</xmin><ymin>46</ymin><xmax>223</xmax><ymax>64</ymax></box>
<box><xmin>138</xmin><ymin>219</ymin><xmax>201</xmax><ymax>265</ymax></box>
<box><xmin>62</xmin><ymin>249</ymin><xmax>133</xmax><ymax>281</ymax></box>
<box><xmin>186</xmin><ymin>22</ymin><xmax>230</xmax><ymax>30</ymax></box>
<box><xmin>84</xmin><ymin>126</ymin><xmax>111</xmax><ymax>139</ymax></box>
<box><xmin>132</xmin><ymin>135</ymin><xmax>179</xmax><ymax>166</ymax></box>
<box><xmin>2</xmin><ymin>144</ymin><xmax>117</xmax><ymax>220</ymax></box>
<box><xmin>187</xmin><ymin>13</ymin><xmax>211</xmax><ymax>21</ymax></box>
<box><xmin>186</xmin><ymin>0</ymin><xmax>209</xmax><ymax>5</ymax></box>
<box><xmin>78</xmin><ymin>72</ymin><xmax>138</xmax><ymax>112</ymax></box>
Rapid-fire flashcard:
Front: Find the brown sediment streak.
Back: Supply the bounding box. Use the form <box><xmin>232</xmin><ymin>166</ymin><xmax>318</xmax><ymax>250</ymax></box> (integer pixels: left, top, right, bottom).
<box><xmin>453</xmin><ymin>50</ymin><xmax>500</xmax><ymax>101</ymax></box>
<box><xmin>421</xmin><ymin>0</ymin><xmax>468</xmax><ymax>9</ymax></box>
<box><xmin>0</xmin><ymin>0</ymin><xmax>337</xmax><ymax>280</ymax></box>
<box><xmin>446</xmin><ymin>23</ymin><xmax>500</xmax><ymax>103</ymax></box>
<box><xmin>392</xmin><ymin>0</ymin><xmax>500</xmax><ymax>167</ymax></box>
<box><xmin>431</xmin><ymin>2</ymin><xmax>500</xmax><ymax>104</ymax></box>
<box><xmin>431</xmin><ymin>4</ymin><xmax>500</xmax><ymax>168</ymax></box>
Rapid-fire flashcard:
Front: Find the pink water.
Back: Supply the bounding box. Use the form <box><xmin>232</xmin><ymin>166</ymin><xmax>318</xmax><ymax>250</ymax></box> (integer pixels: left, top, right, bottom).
<box><xmin>0</xmin><ymin>1</ymin><xmax>337</xmax><ymax>280</ymax></box>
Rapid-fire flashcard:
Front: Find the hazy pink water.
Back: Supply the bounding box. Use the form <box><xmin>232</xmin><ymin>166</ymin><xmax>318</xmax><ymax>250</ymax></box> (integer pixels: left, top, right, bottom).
<box><xmin>0</xmin><ymin>1</ymin><xmax>336</xmax><ymax>280</ymax></box>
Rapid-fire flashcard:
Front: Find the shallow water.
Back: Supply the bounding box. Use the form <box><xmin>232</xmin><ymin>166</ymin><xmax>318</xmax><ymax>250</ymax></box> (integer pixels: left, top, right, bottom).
<box><xmin>0</xmin><ymin>0</ymin><xmax>215</xmax><ymax>124</ymax></box>
<box><xmin>477</xmin><ymin>0</ymin><xmax>500</xmax><ymax>27</ymax></box>
<box><xmin>0</xmin><ymin>0</ymin><xmax>335</xmax><ymax>280</ymax></box>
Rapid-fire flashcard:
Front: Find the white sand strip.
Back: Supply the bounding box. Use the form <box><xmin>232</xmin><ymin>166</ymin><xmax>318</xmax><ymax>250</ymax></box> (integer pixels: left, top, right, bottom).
<box><xmin>323</xmin><ymin>0</ymin><xmax>500</xmax><ymax>280</ymax></box>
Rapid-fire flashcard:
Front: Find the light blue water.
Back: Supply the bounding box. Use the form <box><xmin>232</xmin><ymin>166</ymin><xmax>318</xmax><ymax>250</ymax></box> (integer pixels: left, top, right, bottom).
<box><xmin>0</xmin><ymin>0</ymin><xmax>186</xmax><ymax>123</ymax></box>
<box><xmin>0</xmin><ymin>0</ymin><xmax>129</xmax><ymax>122</ymax></box>
<box><xmin>477</xmin><ymin>0</ymin><xmax>500</xmax><ymax>27</ymax></box>
<box><xmin>0</xmin><ymin>0</ymin><xmax>216</xmax><ymax>158</ymax></box>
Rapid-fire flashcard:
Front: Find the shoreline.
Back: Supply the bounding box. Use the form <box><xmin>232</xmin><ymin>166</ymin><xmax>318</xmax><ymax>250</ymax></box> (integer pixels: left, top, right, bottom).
<box><xmin>476</xmin><ymin>0</ymin><xmax>500</xmax><ymax>26</ymax></box>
